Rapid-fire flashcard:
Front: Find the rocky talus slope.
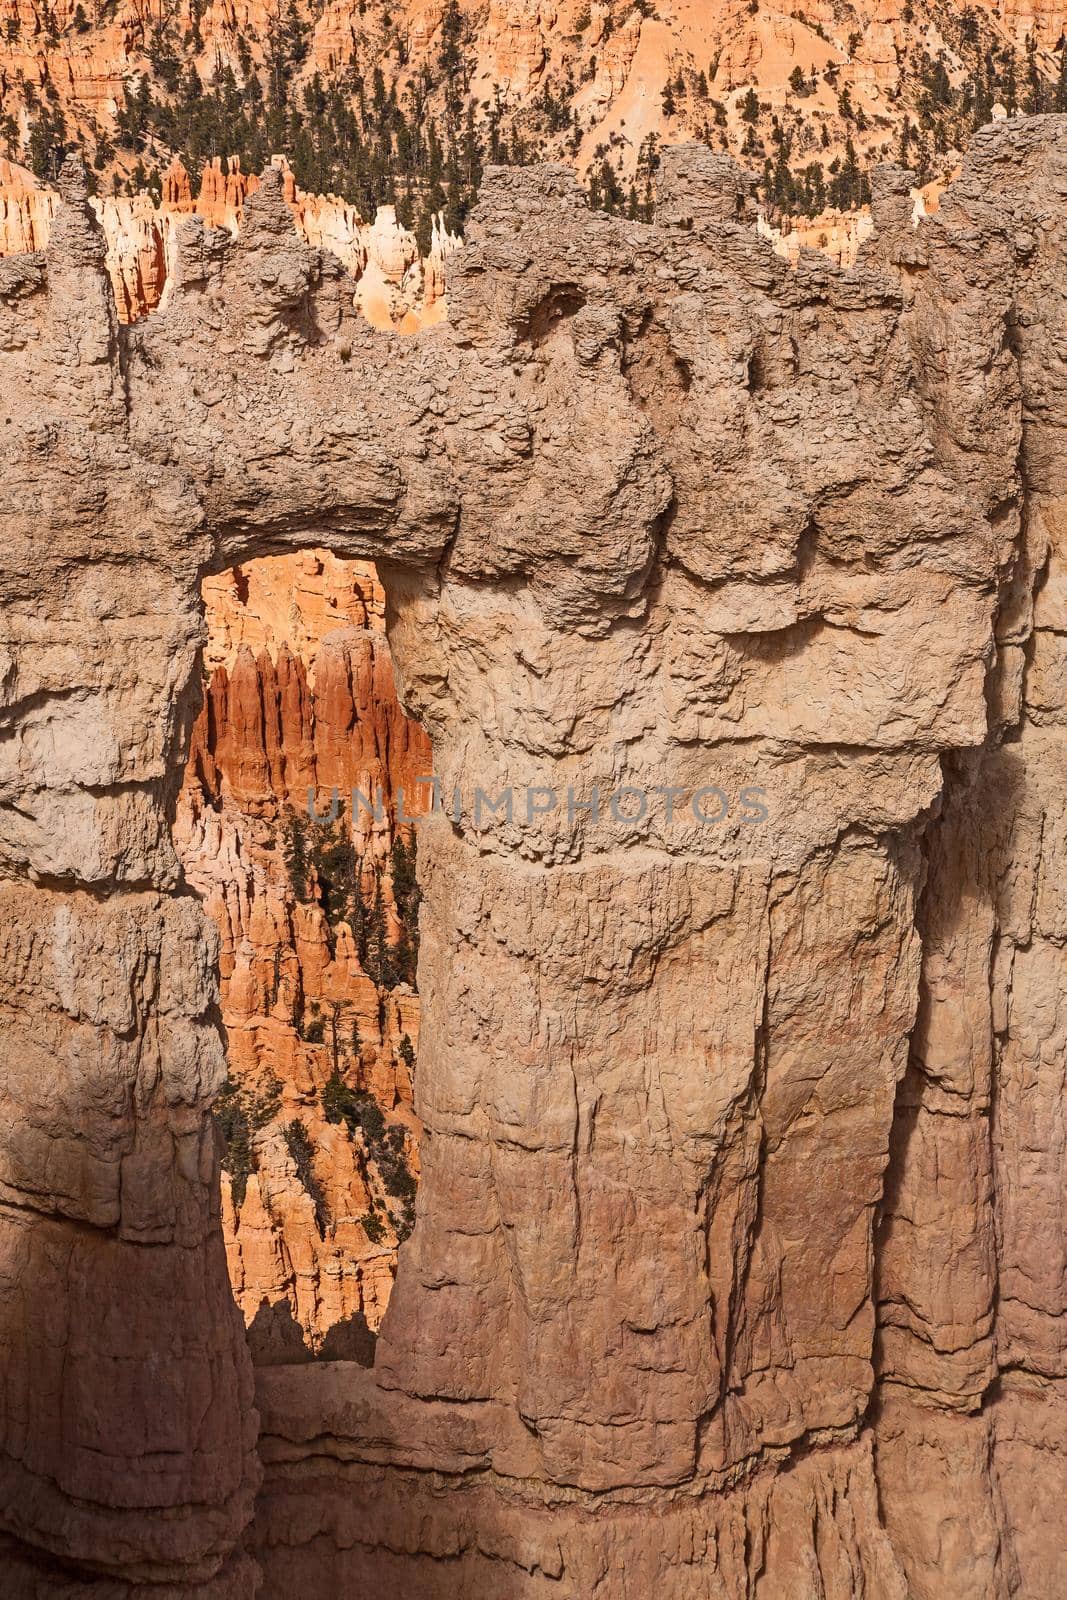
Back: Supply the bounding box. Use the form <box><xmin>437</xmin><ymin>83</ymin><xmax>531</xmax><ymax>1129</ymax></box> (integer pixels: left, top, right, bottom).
<box><xmin>0</xmin><ymin>121</ymin><xmax>1065</xmax><ymax>1597</ymax></box>
<box><xmin>175</xmin><ymin>551</ymin><xmax>428</xmax><ymax>1364</ymax></box>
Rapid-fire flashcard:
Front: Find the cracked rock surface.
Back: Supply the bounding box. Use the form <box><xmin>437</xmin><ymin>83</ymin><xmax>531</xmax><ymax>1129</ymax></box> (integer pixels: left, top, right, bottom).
<box><xmin>0</xmin><ymin>120</ymin><xmax>1065</xmax><ymax>1595</ymax></box>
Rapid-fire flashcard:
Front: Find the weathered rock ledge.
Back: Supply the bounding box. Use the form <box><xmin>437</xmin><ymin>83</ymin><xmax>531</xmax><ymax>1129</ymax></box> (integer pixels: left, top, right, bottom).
<box><xmin>0</xmin><ymin>120</ymin><xmax>1065</xmax><ymax>1595</ymax></box>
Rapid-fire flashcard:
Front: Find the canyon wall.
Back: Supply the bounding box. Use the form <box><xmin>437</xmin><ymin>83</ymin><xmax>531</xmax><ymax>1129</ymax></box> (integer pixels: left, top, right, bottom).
<box><xmin>0</xmin><ymin>121</ymin><xmax>1065</xmax><ymax>1598</ymax></box>
<box><xmin>2</xmin><ymin>0</ymin><xmax>1065</xmax><ymax>193</ymax></box>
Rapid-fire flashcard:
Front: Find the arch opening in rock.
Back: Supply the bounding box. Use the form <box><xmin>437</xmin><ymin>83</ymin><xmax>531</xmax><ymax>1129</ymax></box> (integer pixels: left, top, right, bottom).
<box><xmin>175</xmin><ymin>549</ymin><xmax>431</xmax><ymax>1370</ymax></box>
<box><xmin>2</xmin><ymin>130</ymin><xmax>1067</xmax><ymax>1598</ymax></box>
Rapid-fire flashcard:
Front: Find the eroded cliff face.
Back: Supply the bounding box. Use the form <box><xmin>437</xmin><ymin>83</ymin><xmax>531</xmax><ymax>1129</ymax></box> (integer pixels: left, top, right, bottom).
<box><xmin>175</xmin><ymin>551</ymin><xmax>428</xmax><ymax>1364</ymax></box>
<box><xmin>0</xmin><ymin>122</ymin><xmax>1065</xmax><ymax>1598</ymax></box>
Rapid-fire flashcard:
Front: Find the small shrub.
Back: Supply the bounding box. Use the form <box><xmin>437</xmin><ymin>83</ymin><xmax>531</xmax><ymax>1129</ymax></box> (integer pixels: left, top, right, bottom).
<box><xmin>321</xmin><ymin>1068</ymin><xmax>360</xmax><ymax>1134</ymax></box>
<box><xmin>215</xmin><ymin>1074</ymin><xmax>281</xmax><ymax>1210</ymax></box>
<box><xmin>361</xmin><ymin>1211</ymin><xmax>386</xmax><ymax>1244</ymax></box>
<box><xmin>283</xmin><ymin>1119</ymin><xmax>329</xmax><ymax>1237</ymax></box>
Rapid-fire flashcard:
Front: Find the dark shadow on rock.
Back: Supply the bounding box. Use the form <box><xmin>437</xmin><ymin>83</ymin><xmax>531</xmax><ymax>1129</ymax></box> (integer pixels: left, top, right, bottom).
<box><xmin>318</xmin><ymin>1309</ymin><xmax>376</xmax><ymax>1366</ymax></box>
<box><xmin>247</xmin><ymin>1297</ymin><xmax>311</xmax><ymax>1366</ymax></box>
<box><xmin>247</xmin><ymin>1296</ymin><xmax>376</xmax><ymax>1369</ymax></box>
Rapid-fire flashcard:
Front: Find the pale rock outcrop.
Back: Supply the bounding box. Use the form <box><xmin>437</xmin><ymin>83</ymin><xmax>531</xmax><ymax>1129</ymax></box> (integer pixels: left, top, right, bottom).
<box><xmin>0</xmin><ymin>157</ymin><xmax>51</xmax><ymax>254</ymax></box>
<box><xmin>473</xmin><ymin>0</ymin><xmax>552</xmax><ymax>99</ymax></box>
<box><xmin>0</xmin><ymin>155</ymin><xmax>459</xmax><ymax>326</ymax></box>
<box><xmin>974</xmin><ymin>0</ymin><xmax>1067</xmax><ymax>45</ymax></box>
<box><xmin>758</xmin><ymin>202</ymin><xmax>875</xmax><ymax>265</ymax></box>
<box><xmin>757</xmin><ymin>184</ymin><xmax>944</xmax><ymax>268</ymax></box>
<box><xmin>0</xmin><ymin>120</ymin><xmax>1065</xmax><ymax>1598</ymax></box>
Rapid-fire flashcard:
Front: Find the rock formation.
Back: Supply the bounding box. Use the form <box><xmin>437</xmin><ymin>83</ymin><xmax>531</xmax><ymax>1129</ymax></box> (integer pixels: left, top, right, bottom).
<box><xmin>175</xmin><ymin>551</ymin><xmax>428</xmax><ymax>1361</ymax></box>
<box><xmin>757</xmin><ymin>201</ymin><xmax>875</xmax><ymax>266</ymax></box>
<box><xmin>0</xmin><ymin>118</ymin><xmax>1065</xmax><ymax>1597</ymax></box>
<box><xmin>0</xmin><ymin>155</ymin><xmax>457</xmax><ymax>326</ymax></box>
<box><xmin>756</xmin><ymin>176</ymin><xmax>946</xmax><ymax>268</ymax></box>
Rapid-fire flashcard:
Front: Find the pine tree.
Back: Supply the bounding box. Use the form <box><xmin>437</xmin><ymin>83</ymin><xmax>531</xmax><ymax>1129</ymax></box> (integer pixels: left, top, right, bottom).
<box><xmin>283</xmin><ymin>1120</ymin><xmax>328</xmax><ymax>1236</ymax></box>
<box><xmin>283</xmin><ymin>812</ymin><xmax>310</xmax><ymax>903</ymax></box>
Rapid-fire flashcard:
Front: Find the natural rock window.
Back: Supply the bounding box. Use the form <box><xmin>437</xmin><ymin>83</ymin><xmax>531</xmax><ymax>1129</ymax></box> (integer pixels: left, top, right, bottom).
<box><xmin>2</xmin><ymin>130</ymin><xmax>1066</xmax><ymax>1597</ymax></box>
<box><xmin>175</xmin><ymin>551</ymin><xmax>429</xmax><ymax>1366</ymax></box>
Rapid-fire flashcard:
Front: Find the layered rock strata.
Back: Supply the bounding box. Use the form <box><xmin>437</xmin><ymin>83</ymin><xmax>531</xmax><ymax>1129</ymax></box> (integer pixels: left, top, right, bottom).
<box><xmin>0</xmin><ymin>120</ymin><xmax>1065</xmax><ymax>1596</ymax></box>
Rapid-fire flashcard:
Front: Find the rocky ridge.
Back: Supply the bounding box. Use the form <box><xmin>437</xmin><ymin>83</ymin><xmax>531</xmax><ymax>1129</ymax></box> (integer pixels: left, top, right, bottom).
<box><xmin>0</xmin><ymin>121</ymin><xmax>1064</xmax><ymax>1597</ymax></box>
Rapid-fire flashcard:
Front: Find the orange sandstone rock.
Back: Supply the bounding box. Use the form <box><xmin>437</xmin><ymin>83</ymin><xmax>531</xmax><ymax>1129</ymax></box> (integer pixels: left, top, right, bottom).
<box><xmin>176</xmin><ymin>552</ymin><xmax>430</xmax><ymax>1358</ymax></box>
